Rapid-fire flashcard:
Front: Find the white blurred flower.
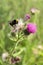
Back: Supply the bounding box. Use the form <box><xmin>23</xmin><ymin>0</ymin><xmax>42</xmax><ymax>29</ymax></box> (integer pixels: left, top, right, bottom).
<box><xmin>17</xmin><ymin>18</ymin><xmax>24</xmax><ymax>28</ymax></box>
<box><xmin>2</xmin><ymin>52</ymin><xmax>9</xmax><ymax>61</ymax></box>
<box><xmin>31</xmin><ymin>8</ymin><xmax>40</xmax><ymax>14</ymax></box>
<box><xmin>31</xmin><ymin>8</ymin><xmax>36</xmax><ymax>14</ymax></box>
<box><xmin>37</xmin><ymin>45</ymin><xmax>43</xmax><ymax>50</ymax></box>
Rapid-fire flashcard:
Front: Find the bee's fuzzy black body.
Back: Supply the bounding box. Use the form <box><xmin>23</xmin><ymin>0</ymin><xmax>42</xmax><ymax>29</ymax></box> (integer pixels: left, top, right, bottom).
<box><xmin>9</xmin><ymin>20</ymin><xmax>18</xmax><ymax>26</ymax></box>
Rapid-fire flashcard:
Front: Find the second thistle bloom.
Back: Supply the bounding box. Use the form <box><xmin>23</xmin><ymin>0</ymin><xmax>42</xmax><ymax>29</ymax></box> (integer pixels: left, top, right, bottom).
<box><xmin>26</xmin><ymin>23</ymin><xmax>37</xmax><ymax>33</ymax></box>
<box><xmin>24</xmin><ymin>14</ymin><xmax>30</xmax><ymax>21</ymax></box>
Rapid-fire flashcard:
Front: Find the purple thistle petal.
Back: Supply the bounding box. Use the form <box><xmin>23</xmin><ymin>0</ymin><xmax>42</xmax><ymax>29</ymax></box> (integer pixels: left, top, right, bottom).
<box><xmin>27</xmin><ymin>23</ymin><xmax>37</xmax><ymax>33</ymax></box>
<box><xmin>24</xmin><ymin>14</ymin><xmax>30</xmax><ymax>21</ymax></box>
<box><xmin>10</xmin><ymin>57</ymin><xmax>20</xmax><ymax>64</ymax></box>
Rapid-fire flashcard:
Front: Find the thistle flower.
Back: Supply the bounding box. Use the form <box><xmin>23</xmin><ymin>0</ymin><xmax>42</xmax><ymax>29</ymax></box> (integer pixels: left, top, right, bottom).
<box><xmin>24</xmin><ymin>14</ymin><xmax>30</xmax><ymax>21</ymax></box>
<box><xmin>11</xmin><ymin>18</ymin><xmax>24</xmax><ymax>32</ymax></box>
<box><xmin>2</xmin><ymin>52</ymin><xmax>9</xmax><ymax>61</ymax></box>
<box><xmin>31</xmin><ymin>8</ymin><xmax>36</xmax><ymax>14</ymax></box>
<box><xmin>27</xmin><ymin>23</ymin><xmax>37</xmax><ymax>33</ymax></box>
<box><xmin>17</xmin><ymin>18</ymin><xmax>24</xmax><ymax>30</ymax></box>
<box><xmin>10</xmin><ymin>57</ymin><xmax>21</xmax><ymax>64</ymax></box>
<box><xmin>31</xmin><ymin>8</ymin><xmax>40</xmax><ymax>14</ymax></box>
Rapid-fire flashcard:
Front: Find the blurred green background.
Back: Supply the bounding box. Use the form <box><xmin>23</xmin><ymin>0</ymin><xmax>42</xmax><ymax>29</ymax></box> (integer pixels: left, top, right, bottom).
<box><xmin>0</xmin><ymin>0</ymin><xmax>43</xmax><ymax>65</ymax></box>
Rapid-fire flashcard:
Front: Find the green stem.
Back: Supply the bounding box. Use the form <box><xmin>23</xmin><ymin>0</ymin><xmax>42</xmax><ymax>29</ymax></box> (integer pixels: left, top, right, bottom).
<box><xmin>33</xmin><ymin>11</ymin><xmax>40</xmax><ymax>23</ymax></box>
<box><xmin>12</xmin><ymin>47</ymin><xmax>25</xmax><ymax>57</ymax></box>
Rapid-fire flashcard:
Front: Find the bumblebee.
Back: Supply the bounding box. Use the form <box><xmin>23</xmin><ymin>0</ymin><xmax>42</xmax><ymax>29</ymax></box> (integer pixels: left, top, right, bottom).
<box><xmin>9</xmin><ymin>19</ymin><xmax>18</xmax><ymax>27</ymax></box>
